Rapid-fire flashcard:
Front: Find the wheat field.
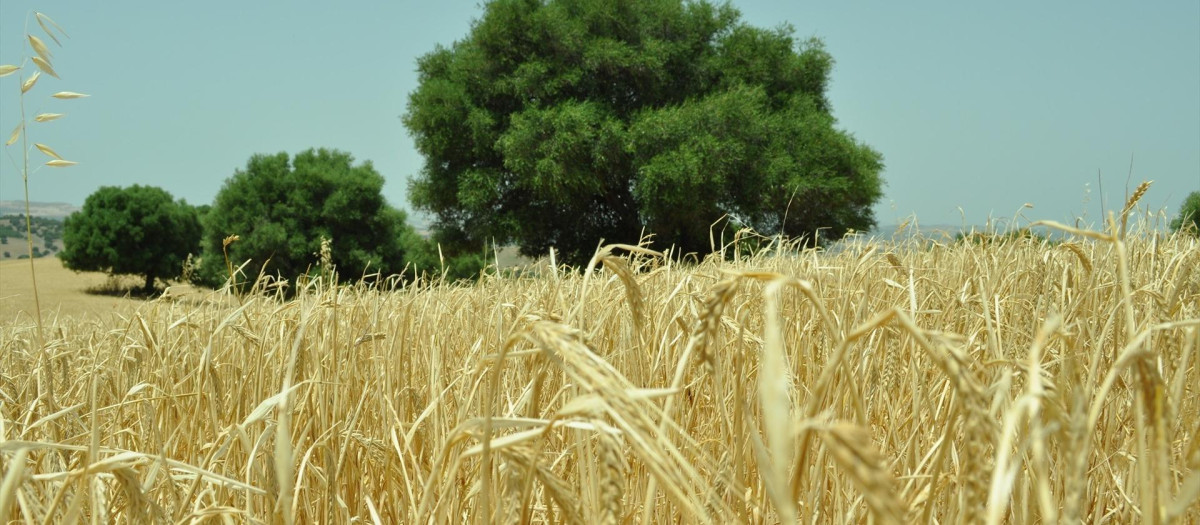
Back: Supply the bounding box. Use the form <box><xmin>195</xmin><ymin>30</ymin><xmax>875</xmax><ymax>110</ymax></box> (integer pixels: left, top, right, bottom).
<box><xmin>2</xmin><ymin>218</ymin><xmax>1198</xmax><ymax>524</ymax></box>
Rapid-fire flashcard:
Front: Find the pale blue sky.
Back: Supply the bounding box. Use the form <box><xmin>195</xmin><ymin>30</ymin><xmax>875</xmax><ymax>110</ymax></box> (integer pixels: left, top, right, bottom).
<box><xmin>1</xmin><ymin>1</ymin><xmax>1197</xmax><ymax>231</ymax></box>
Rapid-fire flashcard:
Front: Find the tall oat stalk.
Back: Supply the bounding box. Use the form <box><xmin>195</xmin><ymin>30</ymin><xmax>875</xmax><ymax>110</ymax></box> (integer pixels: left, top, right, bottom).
<box><xmin>1</xmin><ymin>11</ymin><xmax>87</xmax><ymax>345</ymax></box>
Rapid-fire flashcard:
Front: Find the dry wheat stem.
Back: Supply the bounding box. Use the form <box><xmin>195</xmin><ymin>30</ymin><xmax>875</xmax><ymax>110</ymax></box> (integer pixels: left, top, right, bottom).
<box><xmin>2</xmin><ymin>221</ymin><xmax>1197</xmax><ymax>523</ymax></box>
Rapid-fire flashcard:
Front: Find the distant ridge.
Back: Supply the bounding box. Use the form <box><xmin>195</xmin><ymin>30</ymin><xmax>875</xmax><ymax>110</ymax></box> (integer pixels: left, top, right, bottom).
<box><xmin>0</xmin><ymin>200</ymin><xmax>80</xmax><ymax>219</ymax></box>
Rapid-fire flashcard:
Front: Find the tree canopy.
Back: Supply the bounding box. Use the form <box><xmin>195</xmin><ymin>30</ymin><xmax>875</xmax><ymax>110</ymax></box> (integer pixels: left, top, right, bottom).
<box><xmin>60</xmin><ymin>185</ymin><xmax>201</xmax><ymax>292</ymax></box>
<box><xmin>404</xmin><ymin>0</ymin><xmax>884</xmax><ymax>264</ymax></box>
<box><xmin>199</xmin><ymin>148</ymin><xmax>416</xmax><ymax>290</ymax></box>
<box><xmin>1170</xmin><ymin>190</ymin><xmax>1200</xmax><ymax>234</ymax></box>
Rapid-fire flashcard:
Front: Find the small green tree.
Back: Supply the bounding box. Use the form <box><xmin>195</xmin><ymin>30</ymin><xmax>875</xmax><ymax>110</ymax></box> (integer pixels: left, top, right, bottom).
<box><xmin>404</xmin><ymin>0</ymin><xmax>884</xmax><ymax>264</ymax></box>
<box><xmin>60</xmin><ymin>185</ymin><xmax>202</xmax><ymax>292</ymax></box>
<box><xmin>1169</xmin><ymin>191</ymin><xmax>1200</xmax><ymax>234</ymax></box>
<box><xmin>200</xmin><ymin>148</ymin><xmax>417</xmax><ymax>290</ymax></box>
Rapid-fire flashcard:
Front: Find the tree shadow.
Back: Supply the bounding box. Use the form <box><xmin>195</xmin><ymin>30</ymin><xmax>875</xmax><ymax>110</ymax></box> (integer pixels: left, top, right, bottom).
<box><xmin>83</xmin><ymin>275</ymin><xmax>163</xmax><ymax>299</ymax></box>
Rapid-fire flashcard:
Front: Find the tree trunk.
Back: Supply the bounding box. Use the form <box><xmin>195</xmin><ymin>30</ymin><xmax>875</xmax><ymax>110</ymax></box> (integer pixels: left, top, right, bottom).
<box><xmin>143</xmin><ymin>274</ymin><xmax>155</xmax><ymax>293</ymax></box>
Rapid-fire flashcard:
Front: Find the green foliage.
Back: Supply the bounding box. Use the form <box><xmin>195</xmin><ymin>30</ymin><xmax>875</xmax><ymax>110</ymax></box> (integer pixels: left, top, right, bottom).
<box><xmin>404</xmin><ymin>0</ymin><xmax>884</xmax><ymax>264</ymax></box>
<box><xmin>954</xmin><ymin>228</ymin><xmax>1049</xmax><ymax>246</ymax></box>
<box><xmin>0</xmin><ymin>215</ymin><xmax>63</xmax><ymax>245</ymax></box>
<box><xmin>0</xmin><ymin>216</ymin><xmax>66</xmax><ymax>257</ymax></box>
<box><xmin>194</xmin><ymin>204</ymin><xmax>212</xmax><ymax>224</ymax></box>
<box><xmin>1169</xmin><ymin>191</ymin><xmax>1200</xmax><ymax>234</ymax></box>
<box><xmin>59</xmin><ymin>185</ymin><xmax>202</xmax><ymax>291</ymax></box>
<box><xmin>399</xmin><ymin>227</ymin><xmax>490</xmax><ymax>281</ymax></box>
<box><xmin>199</xmin><ymin>148</ymin><xmax>415</xmax><ymax>291</ymax></box>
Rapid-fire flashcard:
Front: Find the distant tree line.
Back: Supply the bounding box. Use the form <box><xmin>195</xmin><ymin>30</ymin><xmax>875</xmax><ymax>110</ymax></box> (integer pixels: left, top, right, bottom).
<box><xmin>59</xmin><ymin>148</ymin><xmax>482</xmax><ymax>294</ymax></box>
<box><xmin>0</xmin><ymin>215</ymin><xmax>65</xmax><ymax>254</ymax></box>
<box><xmin>52</xmin><ymin>159</ymin><xmax>1200</xmax><ymax>298</ymax></box>
<box><xmin>0</xmin><ymin>215</ymin><xmax>64</xmax><ymax>241</ymax></box>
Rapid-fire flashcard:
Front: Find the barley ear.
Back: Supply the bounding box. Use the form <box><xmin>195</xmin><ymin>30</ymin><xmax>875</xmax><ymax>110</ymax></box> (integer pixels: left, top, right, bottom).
<box><xmin>819</xmin><ymin>422</ymin><xmax>908</xmax><ymax>524</ymax></box>
<box><xmin>1119</xmin><ymin>180</ymin><xmax>1153</xmax><ymax>236</ymax></box>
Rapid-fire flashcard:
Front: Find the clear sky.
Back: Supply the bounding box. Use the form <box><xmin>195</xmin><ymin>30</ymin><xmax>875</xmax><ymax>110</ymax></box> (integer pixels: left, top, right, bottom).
<box><xmin>1</xmin><ymin>1</ymin><xmax>1197</xmax><ymax>231</ymax></box>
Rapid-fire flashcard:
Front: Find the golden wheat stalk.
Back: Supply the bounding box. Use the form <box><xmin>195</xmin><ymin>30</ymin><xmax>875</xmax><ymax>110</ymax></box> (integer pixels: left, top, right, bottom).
<box><xmin>3</xmin><ymin>199</ymin><xmax>1197</xmax><ymax>523</ymax></box>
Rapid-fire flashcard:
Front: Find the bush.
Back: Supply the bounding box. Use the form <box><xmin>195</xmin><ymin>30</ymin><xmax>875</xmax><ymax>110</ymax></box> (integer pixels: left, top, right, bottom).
<box><xmin>1170</xmin><ymin>191</ymin><xmax>1200</xmax><ymax>234</ymax></box>
<box><xmin>200</xmin><ymin>148</ymin><xmax>419</xmax><ymax>292</ymax></box>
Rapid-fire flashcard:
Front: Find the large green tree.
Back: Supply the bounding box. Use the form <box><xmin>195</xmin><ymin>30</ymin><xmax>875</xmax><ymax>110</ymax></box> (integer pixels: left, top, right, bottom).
<box><xmin>60</xmin><ymin>185</ymin><xmax>201</xmax><ymax>292</ymax></box>
<box><xmin>404</xmin><ymin>0</ymin><xmax>884</xmax><ymax>264</ymax></box>
<box><xmin>200</xmin><ymin>148</ymin><xmax>417</xmax><ymax>290</ymax></box>
<box><xmin>1170</xmin><ymin>191</ymin><xmax>1200</xmax><ymax>234</ymax></box>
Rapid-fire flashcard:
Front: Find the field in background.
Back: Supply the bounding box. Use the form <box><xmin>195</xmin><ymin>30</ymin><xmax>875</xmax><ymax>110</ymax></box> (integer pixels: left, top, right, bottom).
<box><xmin>0</xmin><ymin>257</ymin><xmax>211</xmax><ymax>322</ymax></box>
<box><xmin>1</xmin><ymin>226</ymin><xmax>1198</xmax><ymax>523</ymax></box>
<box><xmin>1</xmin><ymin>257</ymin><xmax>145</xmax><ymax>321</ymax></box>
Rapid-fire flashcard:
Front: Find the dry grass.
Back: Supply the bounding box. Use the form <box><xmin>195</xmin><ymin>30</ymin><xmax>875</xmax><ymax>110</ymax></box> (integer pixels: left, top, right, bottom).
<box><xmin>1</xmin><ymin>220</ymin><xmax>1198</xmax><ymax>523</ymax></box>
<box><xmin>0</xmin><ymin>257</ymin><xmax>212</xmax><ymax>322</ymax></box>
<box><xmin>1</xmin><ymin>257</ymin><xmax>142</xmax><ymax>321</ymax></box>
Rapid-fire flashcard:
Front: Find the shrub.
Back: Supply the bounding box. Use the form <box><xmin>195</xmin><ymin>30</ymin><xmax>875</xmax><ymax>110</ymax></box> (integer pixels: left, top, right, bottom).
<box><xmin>1170</xmin><ymin>191</ymin><xmax>1200</xmax><ymax>234</ymax></box>
<box><xmin>200</xmin><ymin>148</ymin><xmax>418</xmax><ymax>292</ymax></box>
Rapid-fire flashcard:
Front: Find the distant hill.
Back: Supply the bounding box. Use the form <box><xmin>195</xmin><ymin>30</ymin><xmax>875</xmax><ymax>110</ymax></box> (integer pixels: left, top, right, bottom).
<box><xmin>0</xmin><ymin>214</ymin><xmax>66</xmax><ymax>260</ymax></box>
<box><xmin>0</xmin><ymin>200</ymin><xmax>80</xmax><ymax>219</ymax></box>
